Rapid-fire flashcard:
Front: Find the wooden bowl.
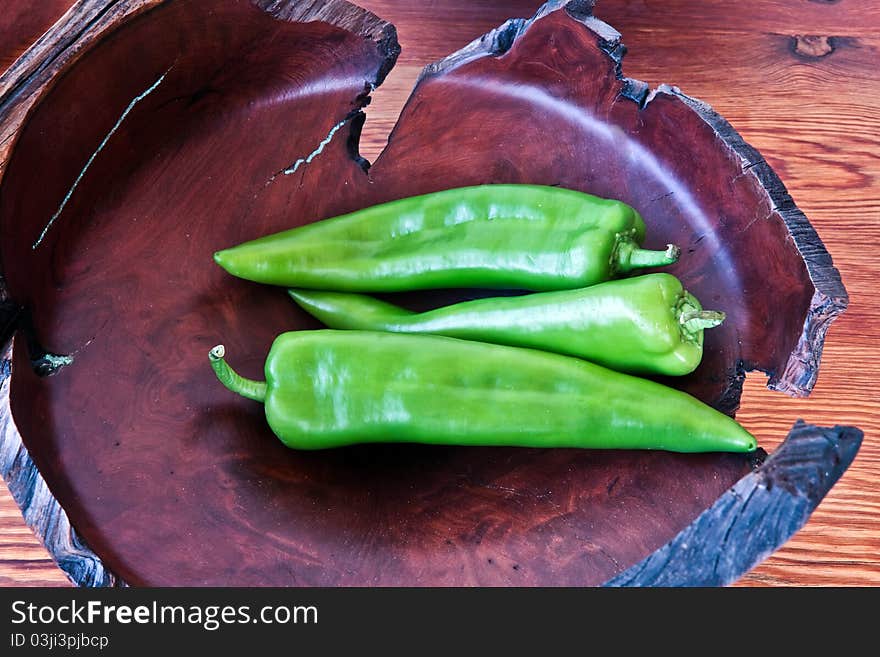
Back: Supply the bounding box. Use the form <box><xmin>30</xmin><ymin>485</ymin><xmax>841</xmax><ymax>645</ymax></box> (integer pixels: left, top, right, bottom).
<box><xmin>0</xmin><ymin>0</ymin><xmax>861</xmax><ymax>586</ymax></box>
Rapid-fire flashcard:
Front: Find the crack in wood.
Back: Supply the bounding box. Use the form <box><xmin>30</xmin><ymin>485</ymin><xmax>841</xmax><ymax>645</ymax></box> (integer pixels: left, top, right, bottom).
<box><xmin>738</xmin><ymin>210</ymin><xmax>774</xmax><ymax>235</ymax></box>
<box><xmin>277</xmin><ymin>117</ymin><xmax>350</xmax><ymax>179</ymax></box>
<box><xmin>32</xmin><ymin>67</ymin><xmax>171</xmax><ymax>250</ymax></box>
<box><xmin>596</xmin><ymin>544</ymin><xmax>622</xmax><ymax>570</ymax></box>
<box><xmin>713</xmin><ymin>483</ymin><xmax>759</xmax><ymax>575</ymax></box>
<box><xmin>649</xmin><ymin>191</ymin><xmax>675</xmax><ymax>204</ymax></box>
<box><xmin>1</xmin><ymin>1</ymin><xmax>168</xmax><ymax>182</ymax></box>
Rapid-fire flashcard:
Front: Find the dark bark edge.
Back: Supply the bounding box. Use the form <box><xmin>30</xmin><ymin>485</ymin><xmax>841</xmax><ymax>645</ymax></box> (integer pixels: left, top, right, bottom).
<box><xmin>604</xmin><ymin>421</ymin><xmax>862</xmax><ymax>586</ymax></box>
<box><xmin>0</xmin><ymin>344</ymin><xmax>121</xmax><ymax>586</ymax></box>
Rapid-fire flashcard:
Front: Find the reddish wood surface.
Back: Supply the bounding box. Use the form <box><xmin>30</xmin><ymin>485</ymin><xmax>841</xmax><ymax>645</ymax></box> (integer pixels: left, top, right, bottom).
<box><xmin>1</xmin><ymin>0</ymin><xmax>878</xmax><ymax>586</ymax></box>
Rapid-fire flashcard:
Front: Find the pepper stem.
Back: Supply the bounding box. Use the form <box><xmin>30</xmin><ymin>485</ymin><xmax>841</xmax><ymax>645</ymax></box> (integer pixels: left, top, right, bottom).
<box><xmin>680</xmin><ymin>310</ymin><xmax>726</xmax><ymax>332</ymax></box>
<box><xmin>615</xmin><ymin>240</ymin><xmax>681</xmax><ymax>272</ymax></box>
<box><xmin>209</xmin><ymin>345</ymin><xmax>267</xmax><ymax>403</ymax></box>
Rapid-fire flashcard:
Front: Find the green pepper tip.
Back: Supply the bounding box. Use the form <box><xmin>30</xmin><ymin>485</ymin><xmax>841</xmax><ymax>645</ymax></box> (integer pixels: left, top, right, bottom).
<box><xmin>213</xmin><ymin>250</ymin><xmax>229</xmax><ymax>269</ymax></box>
<box><xmin>209</xmin><ymin>344</ymin><xmax>226</xmax><ymax>361</ymax></box>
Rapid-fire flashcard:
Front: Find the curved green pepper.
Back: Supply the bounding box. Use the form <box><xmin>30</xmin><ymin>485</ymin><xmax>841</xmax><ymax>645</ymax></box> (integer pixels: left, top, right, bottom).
<box><xmin>209</xmin><ymin>331</ymin><xmax>756</xmax><ymax>453</ymax></box>
<box><xmin>287</xmin><ymin>273</ymin><xmax>725</xmax><ymax>376</ymax></box>
<box><xmin>213</xmin><ymin>185</ymin><xmax>679</xmax><ymax>292</ymax></box>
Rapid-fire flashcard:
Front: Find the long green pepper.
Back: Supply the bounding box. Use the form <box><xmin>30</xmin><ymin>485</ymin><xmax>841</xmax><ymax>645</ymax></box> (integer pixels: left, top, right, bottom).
<box><xmin>288</xmin><ymin>273</ymin><xmax>725</xmax><ymax>376</ymax></box>
<box><xmin>213</xmin><ymin>185</ymin><xmax>680</xmax><ymax>292</ymax></box>
<box><xmin>209</xmin><ymin>331</ymin><xmax>756</xmax><ymax>453</ymax></box>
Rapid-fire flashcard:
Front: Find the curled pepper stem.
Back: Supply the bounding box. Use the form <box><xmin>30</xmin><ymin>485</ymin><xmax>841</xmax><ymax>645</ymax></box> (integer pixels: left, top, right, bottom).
<box><xmin>209</xmin><ymin>345</ymin><xmax>267</xmax><ymax>402</ymax></box>
<box><xmin>615</xmin><ymin>240</ymin><xmax>681</xmax><ymax>272</ymax></box>
<box><xmin>680</xmin><ymin>310</ymin><xmax>726</xmax><ymax>332</ymax></box>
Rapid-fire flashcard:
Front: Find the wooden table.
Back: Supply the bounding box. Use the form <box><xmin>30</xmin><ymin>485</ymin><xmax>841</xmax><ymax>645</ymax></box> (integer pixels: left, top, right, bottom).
<box><xmin>1</xmin><ymin>0</ymin><xmax>877</xmax><ymax>587</ymax></box>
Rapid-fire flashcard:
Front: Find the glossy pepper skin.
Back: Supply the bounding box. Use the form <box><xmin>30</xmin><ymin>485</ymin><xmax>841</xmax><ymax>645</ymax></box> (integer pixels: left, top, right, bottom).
<box><xmin>209</xmin><ymin>331</ymin><xmax>756</xmax><ymax>453</ymax></box>
<box><xmin>287</xmin><ymin>273</ymin><xmax>725</xmax><ymax>376</ymax></box>
<box><xmin>213</xmin><ymin>185</ymin><xmax>680</xmax><ymax>292</ymax></box>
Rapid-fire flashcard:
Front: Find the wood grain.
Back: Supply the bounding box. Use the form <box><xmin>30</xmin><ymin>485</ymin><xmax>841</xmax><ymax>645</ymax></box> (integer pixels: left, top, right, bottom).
<box><xmin>0</xmin><ymin>1</ymin><xmax>75</xmax><ymax>73</ymax></box>
<box><xmin>355</xmin><ymin>0</ymin><xmax>880</xmax><ymax>586</ymax></box>
<box><xmin>2</xmin><ymin>0</ymin><xmax>792</xmax><ymax>586</ymax></box>
<box><xmin>0</xmin><ymin>486</ymin><xmax>69</xmax><ymax>586</ymax></box>
<box><xmin>0</xmin><ymin>0</ymin><xmax>877</xmax><ymax>586</ymax></box>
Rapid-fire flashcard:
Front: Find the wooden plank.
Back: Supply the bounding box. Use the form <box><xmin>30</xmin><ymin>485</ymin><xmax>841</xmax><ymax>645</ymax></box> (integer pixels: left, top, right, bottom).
<box><xmin>593</xmin><ymin>0</ymin><xmax>880</xmax><ymax>37</ymax></box>
<box><xmin>0</xmin><ymin>487</ymin><xmax>70</xmax><ymax>586</ymax></box>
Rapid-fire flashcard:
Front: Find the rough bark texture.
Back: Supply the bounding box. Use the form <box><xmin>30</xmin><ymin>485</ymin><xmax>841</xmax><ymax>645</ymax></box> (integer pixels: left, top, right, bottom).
<box><xmin>0</xmin><ymin>0</ymin><xmax>857</xmax><ymax>586</ymax></box>
<box><xmin>606</xmin><ymin>421</ymin><xmax>862</xmax><ymax>586</ymax></box>
<box><xmin>0</xmin><ymin>346</ymin><xmax>119</xmax><ymax>586</ymax></box>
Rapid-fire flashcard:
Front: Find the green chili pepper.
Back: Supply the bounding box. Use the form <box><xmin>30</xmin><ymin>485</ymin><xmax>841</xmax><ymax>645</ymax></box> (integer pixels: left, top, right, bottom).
<box><xmin>213</xmin><ymin>185</ymin><xmax>680</xmax><ymax>292</ymax></box>
<box><xmin>208</xmin><ymin>331</ymin><xmax>756</xmax><ymax>453</ymax></box>
<box><xmin>287</xmin><ymin>273</ymin><xmax>724</xmax><ymax>376</ymax></box>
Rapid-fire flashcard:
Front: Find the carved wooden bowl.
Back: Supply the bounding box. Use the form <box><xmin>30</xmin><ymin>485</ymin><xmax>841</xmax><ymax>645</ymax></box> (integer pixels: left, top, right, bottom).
<box><xmin>0</xmin><ymin>0</ymin><xmax>862</xmax><ymax>586</ymax></box>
